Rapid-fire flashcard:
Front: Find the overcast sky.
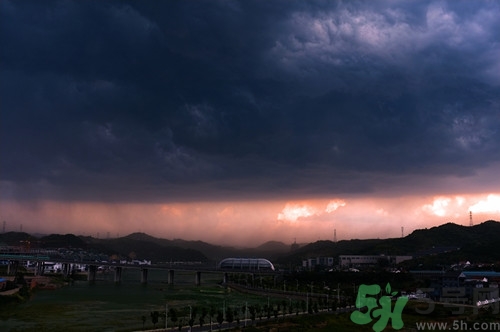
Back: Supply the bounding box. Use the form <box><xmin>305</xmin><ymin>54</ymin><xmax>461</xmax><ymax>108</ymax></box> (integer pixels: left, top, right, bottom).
<box><xmin>1</xmin><ymin>0</ymin><xmax>499</xmax><ymax>245</ymax></box>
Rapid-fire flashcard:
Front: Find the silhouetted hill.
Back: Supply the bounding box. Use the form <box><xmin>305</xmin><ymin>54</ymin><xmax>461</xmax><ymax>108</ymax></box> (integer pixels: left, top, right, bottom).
<box><xmin>366</xmin><ymin>220</ymin><xmax>500</xmax><ymax>258</ymax></box>
<box><xmin>216</xmin><ymin>241</ymin><xmax>291</xmax><ymax>262</ymax></box>
<box><xmin>169</xmin><ymin>239</ymin><xmax>234</xmax><ymax>261</ymax></box>
<box><xmin>276</xmin><ymin>220</ymin><xmax>500</xmax><ymax>266</ymax></box>
<box><xmin>117</xmin><ymin>234</ymin><xmax>291</xmax><ymax>261</ymax></box>
<box><xmin>97</xmin><ymin>237</ymin><xmax>207</xmax><ymax>262</ymax></box>
<box><xmin>79</xmin><ymin>233</ymin><xmax>207</xmax><ymax>262</ymax></box>
<box><xmin>39</xmin><ymin>234</ymin><xmax>88</xmax><ymax>249</ymax></box>
<box><xmin>275</xmin><ymin>239</ymin><xmax>386</xmax><ymax>265</ymax></box>
<box><xmin>2</xmin><ymin>220</ymin><xmax>498</xmax><ymax>266</ymax></box>
<box><xmin>116</xmin><ymin>233</ymin><xmax>236</xmax><ymax>260</ymax></box>
<box><xmin>255</xmin><ymin>241</ymin><xmax>290</xmax><ymax>253</ymax></box>
<box><xmin>0</xmin><ymin>232</ymin><xmax>37</xmax><ymax>245</ymax></box>
<box><xmin>121</xmin><ymin>232</ymin><xmax>158</xmax><ymax>242</ymax></box>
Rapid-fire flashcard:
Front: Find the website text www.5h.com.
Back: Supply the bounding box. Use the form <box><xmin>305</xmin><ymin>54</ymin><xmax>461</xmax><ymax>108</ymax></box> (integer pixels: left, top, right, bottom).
<box><xmin>416</xmin><ymin>320</ymin><xmax>500</xmax><ymax>331</ymax></box>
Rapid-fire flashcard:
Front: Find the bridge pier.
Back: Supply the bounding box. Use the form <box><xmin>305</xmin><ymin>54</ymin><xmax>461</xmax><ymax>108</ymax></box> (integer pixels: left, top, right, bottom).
<box><xmin>195</xmin><ymin>271</ymin><xmax>202</xmax><ymax>286</ymax></box>
<box><xmin>62</xmin><ymin>263</ymin><xmax>70</xmax><ymax>277</ymax></box>
<box><xmin>141</xmin><ymin>268</ymin><xmax>148</xmax><ymax>284</ymax></box>
<box><xmin>114</xmin><ymin>267</ymin><xmax>122</xmax><ymax>283</ymax></box>
<box><xmin>168</xmin><ymin>269</ymin><xmax>174</xmax><ymax>285</ymax></box>
<box><xmin>35</xmin><ymin>261</ymin><xmax>45</xmax><ymax>276</ymax></box>
<box><xmin>88</xmin><ymin>265</ymin><xmax>97</xmax><ymax>284</ymax></box>
<box><xmin>7</xmin><ymin>260</ymin><xmax>19</xmax><ymax>276</ymax></box>
<box><xmin>223</xmin><ymin>272</ymin><xmax>228</xmax><ymax>284</ymax></box>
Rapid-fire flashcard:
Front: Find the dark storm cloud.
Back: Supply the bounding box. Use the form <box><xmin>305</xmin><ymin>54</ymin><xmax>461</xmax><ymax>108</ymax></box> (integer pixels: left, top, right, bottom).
<box><xmin>1</xmin><ymin>0</ymin><xmax>499</xmax><ymax>202</ymax></box>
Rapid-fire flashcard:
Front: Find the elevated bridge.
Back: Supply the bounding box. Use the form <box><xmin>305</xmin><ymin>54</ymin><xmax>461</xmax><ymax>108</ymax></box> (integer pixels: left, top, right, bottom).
<box><xmin>0</xmin><ymin>252</ymin><xmax>279</xmax><ymax>285</ymax></box>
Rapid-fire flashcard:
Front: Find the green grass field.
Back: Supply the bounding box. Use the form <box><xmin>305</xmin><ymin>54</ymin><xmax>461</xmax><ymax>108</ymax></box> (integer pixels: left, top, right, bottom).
<box><xmin>2</xmin><ymin>270</ymin><xmax>499</xmax><ymax>332</ymax></box>
<box><xmin>1</xmin><ymin>270</ymin><xmax>304</xmax><ymax>331</ymax></box>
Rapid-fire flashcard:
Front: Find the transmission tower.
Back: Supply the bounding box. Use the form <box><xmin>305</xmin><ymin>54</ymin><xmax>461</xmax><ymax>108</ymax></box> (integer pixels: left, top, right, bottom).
<box><xmin>469</xmin><ymin>211</ymin><xmax>473</xmax><ymax>227</ymax></box>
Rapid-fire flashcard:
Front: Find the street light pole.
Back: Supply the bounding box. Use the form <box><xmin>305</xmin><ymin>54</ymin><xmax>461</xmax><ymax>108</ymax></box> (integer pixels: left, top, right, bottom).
<box><xmin>244</xmin><ymin>302</ymin><xmax>247</xmax><ymax>327</ymax></box>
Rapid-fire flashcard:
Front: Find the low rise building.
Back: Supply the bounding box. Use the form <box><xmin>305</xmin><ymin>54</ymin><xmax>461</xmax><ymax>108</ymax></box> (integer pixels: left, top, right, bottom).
<box><xmin>302</xmin><ymin>257</ymin><xmax>334</xmax><ymax>270</ymax></box>
<box><xmin>339</xmin><ymin>255</ymin><xmax>412</xmax><ymax>268</ymax></box>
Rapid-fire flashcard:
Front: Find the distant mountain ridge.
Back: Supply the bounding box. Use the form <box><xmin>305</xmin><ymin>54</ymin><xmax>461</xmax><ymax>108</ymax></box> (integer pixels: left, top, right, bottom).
<box><xmin>0</xmin><ymin>220</ymin><xmax>498</xmax><ymax>266</ymax></box>
<box><xmin>275</xmin><ymin>220</ymin><xmax>500</xmax><ymax>265</ymax></box>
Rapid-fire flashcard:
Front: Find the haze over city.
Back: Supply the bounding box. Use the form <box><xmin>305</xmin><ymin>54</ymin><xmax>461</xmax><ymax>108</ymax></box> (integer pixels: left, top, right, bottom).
<box><xmin>1</xmin><ymin>0</ymin><xmax>499</xmax><ymax>247</ymax></box>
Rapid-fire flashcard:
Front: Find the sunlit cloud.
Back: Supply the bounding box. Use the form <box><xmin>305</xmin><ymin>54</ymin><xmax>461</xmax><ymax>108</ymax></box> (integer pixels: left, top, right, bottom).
<box><xmin>277</xmin><ymin>199</ymin><xmax>346</xmax><ymax>223</ymax></box>
<box><xmin>325</xmin><ymin>199</ymin><xmax>346</xmax><ymax>213</ymax></box>
<box><xmin>419</xmin><ymin>194</ymin><xmax>500</xmax><ymax>220</ymax></box>
<box><xmin>277</xmin><ymin>203</ymin><xmax>321</xmax><ymax>222</ymax></box>
<box><xmin>469</xmin><ymin>194</ymin><xmax>500</xmax><ymax>214</ymax></box>
<box><xmin>422</xmin><ymin>196</ymin><xmax>452</xmax><ymax>217</ymax></box>
<box><xmin>455</xmin><ymin>196</ymin><xmax>466</xmax><ymax>207</ymax></box>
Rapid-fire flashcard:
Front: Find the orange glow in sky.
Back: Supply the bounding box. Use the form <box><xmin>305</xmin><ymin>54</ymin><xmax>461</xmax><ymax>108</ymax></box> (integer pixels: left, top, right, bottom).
<box><xmin>2</xmin><ymin>1</ymin><xmax>500</xmax><ymax>249</ymax></box>
<box><xmin>1</xmin><ymin>193</ymin><xmax>498</xmax><ymax>247</ymax></box>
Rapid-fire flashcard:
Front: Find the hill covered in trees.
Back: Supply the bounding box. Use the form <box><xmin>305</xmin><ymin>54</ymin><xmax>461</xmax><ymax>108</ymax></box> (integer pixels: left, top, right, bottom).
<box><xmin>276</xmin><ymin>220</ymin><xmax>500</xmax><ymax>267</ymax></box>
<box><xmin>0</xmin><ymin>220</ymin><xmax>498</xmax><ymax>267</ymax></box>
